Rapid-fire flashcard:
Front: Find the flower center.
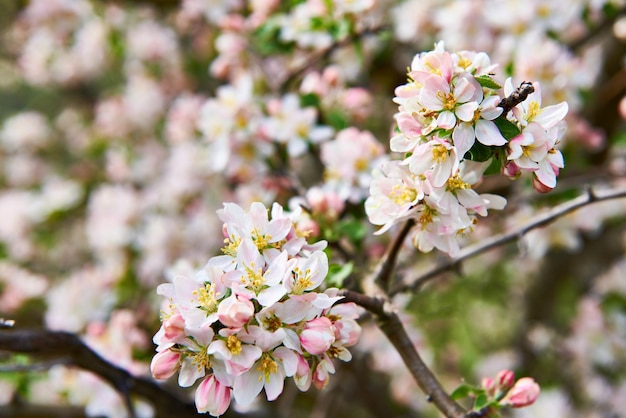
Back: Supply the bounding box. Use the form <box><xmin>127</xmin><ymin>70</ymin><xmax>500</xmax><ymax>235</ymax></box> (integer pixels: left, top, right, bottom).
<box><xmin>527</xmin><ymin>101</ymin><xmax>540</xmax><ymax>121</ymax></box>
<box><xmin>243</xmin><ymin>263</ymin><xmax>265</xmax><ymax>294</ymax></box>
<box><xmin>227</xmin><ymin>335</ymin><xmax>242</xmax><ymax>355</ymax></box>
<box><xmin>431</xmin><ymin>144</ymin><xmax>449</xmax><ymax>163</ymax></box>
<box><xmin>193</xmin><ymin>283</ymin><xmax>219</xmax><ymax>314</ymax></box>
<box><xmin>389</xmin><ymin>184</ymin><xmax>417</xmax><ymax>205</ymax></box>
<box><xmin>291</xmin><ymin>266</ymin><xmax>314</xmax><ymax>294</ymax></box>
<box><xmin>446</xmin><ymin>175</ymin><xmax>470</xmax><ymax>191</ymax></box>
<box><xmin>222</xmin><ymin>235</ymin><xmax>241</xmax><ymax>257</ymax></box>
<box><xmin>191</xmin><ymin>349</ymin><xmax>211</xmax><ymax>372</ymax></box>
<box><xmin>258</xmin><ymin>355</ymin><xmax>278</xmax><ymax>380</ymax></box>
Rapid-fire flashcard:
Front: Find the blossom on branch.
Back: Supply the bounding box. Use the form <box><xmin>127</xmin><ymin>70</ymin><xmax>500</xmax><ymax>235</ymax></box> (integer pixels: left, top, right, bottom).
<box><xmin>152</xmin><ymin>202</ymin><xmax>361</xmax><ymax>416</ymax></box>
<box><xmin>366</xmin><ymin>42</ymin><xmax>568</xmax><ymax>256</ymax></box>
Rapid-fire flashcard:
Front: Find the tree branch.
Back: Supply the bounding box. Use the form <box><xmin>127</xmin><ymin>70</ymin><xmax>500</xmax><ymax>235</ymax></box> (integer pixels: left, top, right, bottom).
<box><xmin>0</xmin><ymin>329</ymin><xmax>199</xmax><ymax>418</ymax></box>
<box><xmin>340</xmin><ymin>290</ymin><xmax>467</xmax><ymax>418</ymax></box>
<box><xmin>498</xmin><ymin>82</ymin><xmax>534</xmax><ymax>114</ymax></box>
<box><xmin>370</xmin><ymin>219</ymin><xmax>415</xmax><ymax>291</ymax></box>
<box><xmin>390</xmin><ymin>185</ymin><xmax>626</xmax><ymax>296</ymax></box>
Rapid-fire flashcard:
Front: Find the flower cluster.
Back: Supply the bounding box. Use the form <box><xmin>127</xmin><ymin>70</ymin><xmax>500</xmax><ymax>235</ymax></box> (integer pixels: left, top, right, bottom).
<box><xmin>451</xmin><ymin>369</ymin><xmax>540</xmax><ymax>415</ymax></box>
<box><xmin>366</xmin><ymin>42</ymin><xmax>568</xmax><ymax>256</ymax></box>
<box><xmin>481</xmin><ymin>369</ymin><xmax>541</xmax><ymax>410</ymax></box>
<box><xmin>151</xmin><ymin>202</ymin><xmax>361</xmax><ymax>416</ymax></box>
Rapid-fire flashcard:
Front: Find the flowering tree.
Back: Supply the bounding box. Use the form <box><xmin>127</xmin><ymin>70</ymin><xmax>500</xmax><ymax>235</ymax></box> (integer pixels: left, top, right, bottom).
<box><xmin>2</xmin><ymin>1</ymin><xmax>626</xmax><ymax>418</ymax></box>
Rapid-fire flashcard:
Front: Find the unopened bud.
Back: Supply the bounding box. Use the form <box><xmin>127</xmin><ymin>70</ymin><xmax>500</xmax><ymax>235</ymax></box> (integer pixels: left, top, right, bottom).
<box><xmin>500</xmin><ymin>377</ymin><xmax>540</xmax><ymax>408</ymax></box>
<box><xmin>497</xmin><ymin>369</ymin><xmax>515</xmax><ymax>392</ymax></box>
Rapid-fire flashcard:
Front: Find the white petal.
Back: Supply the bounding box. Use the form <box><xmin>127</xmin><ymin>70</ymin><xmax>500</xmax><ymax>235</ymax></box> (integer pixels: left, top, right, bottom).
<box><xmin>475</xmin><ymin>119</ymin><xmax>507</xmax><ymax>146</ymax></box>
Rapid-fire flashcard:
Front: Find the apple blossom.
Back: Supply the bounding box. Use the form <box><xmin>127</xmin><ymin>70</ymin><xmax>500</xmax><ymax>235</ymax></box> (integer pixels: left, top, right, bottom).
<box><xmin>152</xmin><ymin>202</ymin><xmax>360</xmax><ymax>416</ymax></box>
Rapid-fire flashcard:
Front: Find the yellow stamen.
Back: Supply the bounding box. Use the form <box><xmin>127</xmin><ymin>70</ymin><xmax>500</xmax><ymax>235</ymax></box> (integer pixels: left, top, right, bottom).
<box><xmin>227</xmin><ymin>335</ymin><xmax>242</xmax><ymax>355</ymax></box>
<box><xmin>257</xmin><ymin>355</ymin><xmax>278</xmax><ymax>380</ymax></box>
<box><xmin>192</xmin><ymin>283</ymin><xmax>219</xmax><ymax>314</ymax></box>
<box><xmin>432</xmin><ymin>144</ymin><xmax>449</xmax><ymax>163</ymax></box>
<box><xmin>446</xmin><ymin>175</ymin><xmax>471</xmax><ymax>191</ymax></box>
<box><xmin>291</xmin><ymin>266</ymin><xmax>314</xmax><ymax>294</ymax></box>
<box><xmin>222</xmin><ymin>236</ymin><xmax>241</xmax><ymax>257</ymax></box>
<box><xmin>191</xmin><ymin>350</ymin><xmax>211</xmax><ymax>372</ymax></box>
<box><xmin>389</xmin><ymin>184</ymin><xmax>417</xmax><ymax>206</ymax></box>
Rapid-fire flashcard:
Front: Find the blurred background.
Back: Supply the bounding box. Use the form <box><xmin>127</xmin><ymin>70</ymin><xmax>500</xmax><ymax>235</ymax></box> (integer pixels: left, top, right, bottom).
<box><xmin>1</xmin><ymin>0</ymin><xmax>626</xmax><ymax>417</ymax></box>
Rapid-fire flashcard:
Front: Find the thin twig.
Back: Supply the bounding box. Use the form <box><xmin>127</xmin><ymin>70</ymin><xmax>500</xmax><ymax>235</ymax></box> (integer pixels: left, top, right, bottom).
<box><xmin>369</xmin><ymin>219</ymin><xmax>415</xmax><ymax>291</ymax></box>
<box><xmin>0</xmin><ymin>329</ymin><xmax>199</xmax><ymax>418</ymax></box>
<box><xmin>390</xmin><ymin>185</ymin><xmax>626</xmax><ymax>296</ymax></box>
<box><xmin>498</xmin><ymin>82</ymin><xmax>534</xmax><ymax>114</ymax></box>
<box><xmin>277</xmin><ymin>25</ymin><xmax>389</xmax><ymax>93</ymax></box>
<box><xmin>566</xmin><ymin>6</ymin><xmax>626</xmax><ymax>52</ymax></box>
<box><xmin>340</xmin><ymin>290</ymin><xmax>467</xmax><ymax>418</ymax></box>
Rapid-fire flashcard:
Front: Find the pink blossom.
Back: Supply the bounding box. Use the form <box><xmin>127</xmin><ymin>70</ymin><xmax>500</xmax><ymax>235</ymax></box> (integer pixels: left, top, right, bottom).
<box><xmin>195</xmin><ymin>375</ymin><xmax>232</xmax><ymax>417</ymax></box>
<box><xmin>217</xmin><ymin>294</ymin><xmax>255</xmax><ymax>328</ymax></box>
<box><xmin>501</xmin><ymin>377</ymin><xmax>541</xmax><ymax>408</ymax></box>
<box><xmin>232</xmin><ymin>346</ymin><xmax>298</xmax><ymax>405</ymax></box>
<box><xmin>300</xmin><ymin>317</ymin><xmax>335</xmax><ymax>355</ymax></box>
<box><xmin>497</xmin><ymin>369</ymin><xmax>515</xmax><ymax>392</ymax></box>
<box><xmin>150</xmin><ymin>350</ymin><xmax>180</xmax><ymax>380</ymax></box>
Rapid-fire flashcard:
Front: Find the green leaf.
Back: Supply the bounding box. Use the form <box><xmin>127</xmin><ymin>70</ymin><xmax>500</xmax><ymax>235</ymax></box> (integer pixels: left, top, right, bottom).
<box><xmin>493</xmin><ymin>116</ymin><xmax>521</xmax><ymax>140</ymax></box>
<box><xmin>300</xmin><ymin>93</ymin><xmax>320</xmax><ymax>109</ymax></box>
<box><xmin>331</xmin><ymin>18</ymin><xmax>351</xmax><ymax>40</ymax></box>
<box><xmin>336</xmin><ymin>218</ymin><xmax>367</xmax><ymax>243</ymax></box>
<box><xmin>466</xmin><ymin>141</ymin><xmax>493</xmax><ymax>162</ymax></box>
<box><xmin>484</xmin><ymin>156</ymin><xmax>502</xmax><ymax>176</ymax></box>
<box><xmin>474</xmin><ymin>394</ymin><xmax>490</xmax><ymax>409</ymax></box>
<box><xmin>450</xmin><ymin>383</ymin><xmax>477</xmax><ymax>400</ymax></box>
<box><xmin>326</xmin><ymin>109</ymin><xmax>349</xmax><ymax>130</ymax></box>
<box><xmin>475</xmin><ymin>75</ymin><xmax>502</xmax><ymax>90</ymax></box>
<box><xmin>327</xmin><ymin>262</ymin><xmax>353</xmax><ymax>287</ymax></box>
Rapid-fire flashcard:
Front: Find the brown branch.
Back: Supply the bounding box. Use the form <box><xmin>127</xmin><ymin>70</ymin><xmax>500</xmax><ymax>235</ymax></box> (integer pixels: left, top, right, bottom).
<box><xmin>0</xmin><ymin>329</ymin><xmax>200</xmax><ymax>418</ymax></box>
<box><xmin>370</xmin><ymin>219</ymin><xmax>415</xmax><ymax>291</ymax></box>
<box><xmin>276</xmin><ymin>25</ymin><xmax>389</xmax><ymax>93</ymax></box>
<box><xmin>566</xmin><ymin>6</ymin><xmax>626</xmax><ymax>52</ymax></box>
<box><xmin>340</xmin><ymin>290</ymin><xmax>467</xmax><ymax>418</ymax></box>
<box><xmin>498</xmin><ymin>81</ymin><xmax>534</xmax><ymax>114</ymax></box>
<box><xmin>390</xmin><ymin>185</ymin><xmax>626</xmax><ymax>296</ymax></box>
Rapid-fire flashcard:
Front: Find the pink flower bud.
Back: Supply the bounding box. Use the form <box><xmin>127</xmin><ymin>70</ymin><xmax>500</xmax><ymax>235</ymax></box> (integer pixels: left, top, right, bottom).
<box><xmin>501</xmin><ymin>377</ymin><xmax>540</xmax><ymax>408</ymax></box>
<box><xmin>150</xmin><ymin>349</ymin><xmax>181</xmax><ymax>380</ymax></box>
<box><xmin>497</xmin><ymin>369</ymin><xmax>515</xmax><ymax>392</ymax></box>
<box><xmin>217</xmin><ymin>294</ymin><xmax>254</xmax><ymax>328</ymax></box>
<box><xmin>532</xmin><ymin>174</ymin><xmax>554</xmax><ymax>193</ymax></box>
<box><xmin>195</xmin><ymin>375</ymin><xmax>232</xmax><ymax>416</ymax></box>
<box><xmin>502</xmin><ymin>161</ymin><xmax>521</xmax><ymax>179</ymax></box>
<box><xmin>300</xmin><ymin>317</ymin><xmax>335</xmax><ymax>355</ymax></box>
<box><xmin>163</xmin><ymin>313</ymin><xmax>186</xmax><ymax>342</ymax></box>
<box><xmin>482</xmin><ymin>377</ymin><xmax>496</xmax><ymax>396</ymax></box>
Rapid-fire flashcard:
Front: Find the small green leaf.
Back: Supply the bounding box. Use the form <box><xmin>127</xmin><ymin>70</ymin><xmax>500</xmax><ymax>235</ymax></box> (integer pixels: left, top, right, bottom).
<box><xmin>493</xmin><ymin>116</ymin><xmax>521</xmax><ymax>140</ymax></box>
<box><xmin>450</xmin><ymin>383</ymin><xmax>476</xmax><ymax>400</ymax></box>
<box><xmin>474</xmin><ymin>394</ymin><xmax>490</xmax><ymax>409</ymax></box>
<box><xmin>300</xmin><ymin>93</ymin><xmax>320</xmax><ymax>109</ymax></box>
<box><xmin>336</xmin><ymin>218</ymin><xmax>367</xmax><ymax>243</ymax></box>
<box><xmin>466</xmin><ymin>141</ymin><xmax>493</xmax><ymax>162</ymax></box>
<box><xmin>327</xmin><ymin>262</ymin><xmax>353</xmax><ymax>287</ymax></box>
<box><xmin>484</xmin><ymin>156</ymin><xmax>502</xmax><ymax>176</ymax></box>
<box><xmin>475</xmin><ymin>75</ymin><xmax>502</xmax><ymax>90</ymax></box>
<box><xmin>326</xmin><ymin>109</ymin><xmax>349</xmax><ymax>130</ymax></box>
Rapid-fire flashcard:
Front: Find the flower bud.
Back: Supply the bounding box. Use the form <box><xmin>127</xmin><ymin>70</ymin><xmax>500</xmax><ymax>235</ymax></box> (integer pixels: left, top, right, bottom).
<box><xmin>300</xmin><ymin>317</ymin><xmax>335</xmax><ymax>355</ymax></box>
<box><xmin>195</xmin><ymin>375</ymin><xmax>232</xmax><ymax>416</ymax></box>
<box><xmin>532</xmin><ymin>175</ymin><xmax>554</xmax><ymax>193</ymax></box>
<box><xmin>500</xmin><ymin>377</ymin><xmax>540</xmax><ymax>408</ymax></box>
<box><xmin>150</xmin><ymin>349</ymin><xmax>181</xmax><ymax>380</ymax></box>
<box><xmin>497</xmin><ymin>369</ymin><xmax>515</xmax><ymax>392</ymax></box>
<box><xmin>217</xmin><ymin>294</ymin><xmax>254</xmax><ymax>328</ymax></box>
<box><xmin>482</xmin><ymin>377</ymin><xmax>496</xmax><ymax>396</ymax></box>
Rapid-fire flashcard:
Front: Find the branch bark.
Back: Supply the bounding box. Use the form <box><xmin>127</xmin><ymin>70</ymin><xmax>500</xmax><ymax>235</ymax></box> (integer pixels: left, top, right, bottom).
<box><xmin>390</xmin><ymin>185</ymin><xmax>626</xmax><ymax>296</ymax></box>
<box><xmin>340</xmin><ymin>290</ymin><xmax>467</xmax><ymax>418</ymax></box>
<box><xmin>0</xmin><ymin>329</ymin><xmax>200</xmax><ymax>418</ymax></box>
